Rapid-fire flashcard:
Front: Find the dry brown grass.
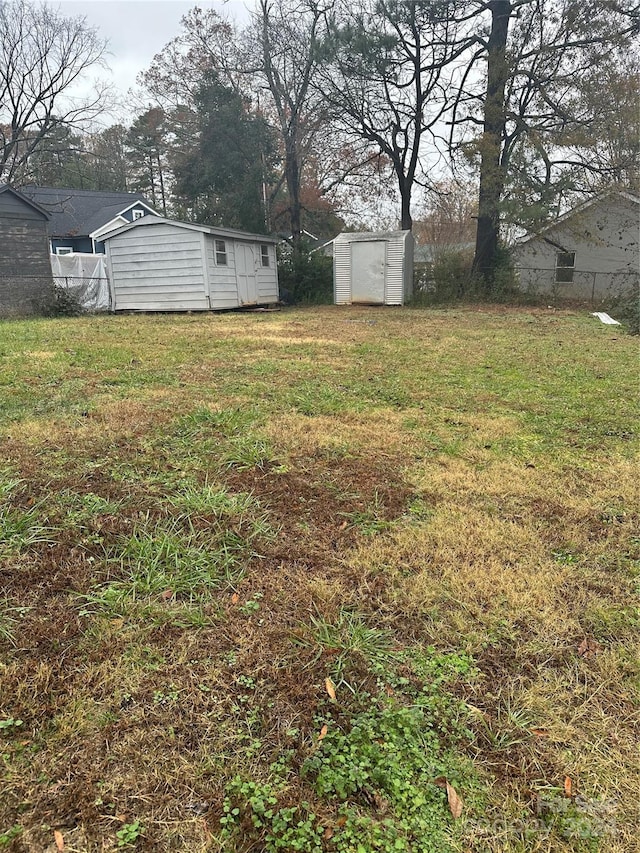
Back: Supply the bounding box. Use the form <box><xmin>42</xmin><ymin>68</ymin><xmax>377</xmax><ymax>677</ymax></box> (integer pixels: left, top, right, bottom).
<box><xmin>0</xmin><ymin>306</ymin><xmax>638</xmax><ymax>851</ymax></box>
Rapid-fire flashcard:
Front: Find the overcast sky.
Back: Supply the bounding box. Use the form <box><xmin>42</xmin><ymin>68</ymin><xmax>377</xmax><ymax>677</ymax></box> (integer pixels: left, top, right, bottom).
<box><xmin>58</xmin><ymin>0</ymin><xmax>250</xmax><ymax>114</ymax></box>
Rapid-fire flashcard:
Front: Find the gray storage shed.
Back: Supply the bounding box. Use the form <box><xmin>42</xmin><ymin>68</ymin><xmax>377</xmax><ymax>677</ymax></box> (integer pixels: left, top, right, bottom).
<box><xmin>0</xmin><ymin>184</ymin><xmax>54</xmax><ymax>316</ymax></box>
<box><xmin>334</xmin><ymin>231</ymin><xmax>414</xmax><ymax>305</ymax></box>
<box><xmin>103</xmin><ymin>217</ymin><xmax>279</xmax><ymax>311</ymax></box>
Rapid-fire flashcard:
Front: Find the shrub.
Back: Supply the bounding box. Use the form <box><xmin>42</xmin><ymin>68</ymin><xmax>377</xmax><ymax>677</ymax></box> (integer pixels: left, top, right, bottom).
<box><xmin>277</xmin><ymin>246</ymin><xmax>333</xmax><ymax>304</ymax></box>
<box><xmin>605</xmin><ymin>281</ymin><xmax>640</xmax><ymax>335</ymax></box>
<box><xmin>45</xmin><ymin>283</ymin><xmax>84</xmax><ymax>317</ymax></box>
<box><xmin>413</xmin><ymin>246</ymin><xmax>520</xmax><ymax>305</ymax></box>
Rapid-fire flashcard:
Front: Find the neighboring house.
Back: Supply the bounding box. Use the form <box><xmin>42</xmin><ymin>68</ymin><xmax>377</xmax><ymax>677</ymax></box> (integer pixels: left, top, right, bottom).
<box><xmin>513</xmin><ymin>190</ymin><xmax>639</xmax><ymax>302</ymax></box>
<box><xmin>18</xmin><ymin>186</ymin><xmax>157</xmax><ymax>254</ymax></box>
<box><xmin>102</xmin><ymin>217</ymin><xmax>279</xmax><ymax>312</ymax></box>
<box><xmin>0</xmin><ymin>184</ymin><xmax>54</xmax><ymax>316</ymax></box>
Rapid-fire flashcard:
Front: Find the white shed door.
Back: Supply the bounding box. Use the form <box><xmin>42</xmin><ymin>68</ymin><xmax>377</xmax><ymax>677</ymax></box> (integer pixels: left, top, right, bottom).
<box><xmin>236</xmin><ymin>243</ymin><xmax>258</xmax><ymax>305</ymax></box>
<box><xmin>351</xmin><ymin>241</ymin><xmax>386</xmax><ymax>304</ymax></box>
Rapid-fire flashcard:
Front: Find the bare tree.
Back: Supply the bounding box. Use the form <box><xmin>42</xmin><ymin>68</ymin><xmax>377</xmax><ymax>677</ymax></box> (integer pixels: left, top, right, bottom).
<box><xmin>0</xmin><ymin>0</ymin><xmax>108</xmax><ymax>184</ymax></box>
<box><xmin>447</xmin><ymin>0</ymin><xmax>640</xmax><ymax>285</ymax></box>
<box><xmin>316</xmin><ymin>0</ymin><xmax>470</xmax><ymax>232</ymax></box>
<box><xmin>251</xmin><ymin>0</ymin><xmax>329</xmax><ymax>246</ymax></box>
<box><xmin>136</xmin><ymin>7</ymin><xmax>239</xmax><ymax>111</ymax></box>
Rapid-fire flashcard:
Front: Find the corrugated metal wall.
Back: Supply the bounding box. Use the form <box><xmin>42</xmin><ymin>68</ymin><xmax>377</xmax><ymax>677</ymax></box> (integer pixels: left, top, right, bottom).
<box><xmin>334</xmin><ymin>240</ymin><xmax>352</xmax><ymax>304</ymax></box>
<box><xmin>385</xmin><ymin>236</ymin><xmax>405</xmax><ymax>305</ymax></box>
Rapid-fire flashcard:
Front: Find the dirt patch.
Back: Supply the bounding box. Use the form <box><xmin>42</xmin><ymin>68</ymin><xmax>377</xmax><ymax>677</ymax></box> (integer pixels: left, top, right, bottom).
<box><xmin>227</xmin><ymin>451</ymin><xmax>413</xmax><ymax>553</ymax></box>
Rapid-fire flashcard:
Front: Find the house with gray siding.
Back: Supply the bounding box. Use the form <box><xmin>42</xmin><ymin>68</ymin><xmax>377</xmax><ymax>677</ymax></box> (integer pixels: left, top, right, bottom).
<box><xmin>18</xmin><ymin>186</ymin><xmax>157</xmax><ymax>254</ymax></box>
<box><xmin>0</xmin><ymin>184</ymin><xmax>54</xmax><ymax>316</ymax></box>
<box><xmin>513</xmin><ymin>191</ymin><xmax>639</xmax><ymax>302</ymax></box>
<box><xmin>102</xmin><ymin>217</ymin><xmax>279</xmax><ymax>311</ymax></box>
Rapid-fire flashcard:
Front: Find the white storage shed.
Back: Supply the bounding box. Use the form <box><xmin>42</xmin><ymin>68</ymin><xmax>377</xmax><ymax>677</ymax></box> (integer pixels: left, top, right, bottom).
<box><xmin>103</xmin><ymin>217</ymin><xmax>279</xmax><ymax>311</ymax></box>
<box><xmin>334</xmin><ymin>231</ymin><xmax>413</xmax><ymax>305</ymax></box>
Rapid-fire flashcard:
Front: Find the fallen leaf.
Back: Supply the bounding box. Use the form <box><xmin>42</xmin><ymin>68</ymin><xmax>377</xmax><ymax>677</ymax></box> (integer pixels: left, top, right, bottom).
<box><xmin>115</xmin><ymin>814</ymin><xmax>127</xmax><ymax>822</ymax></box>
<box><xmin>231</xmin><ymin>593</ymin><xmax>239</xmax><ymax>605</ymax></box>
<box><xmin>318</xmin><ymin>724</ymin><xmax>328</xmax><ymax>740</ymax></box>
<box><xmin>338</xmin><ymin>520</ymin><xmax>348</xmax><ymax>530</ymax></box>
<box><xmin>531</xmin><ymin>728</ymin><xmax>550</xmax><ymax>737</ymax></box>
<box><xmin>564</xmin><ymin>776</ymin><xmax>573</xmax><ymax>798</ymax></box>
<box><xmin>324</xmin><ymin>677</ymin><xmax>336</xmax><ymax>701</ymax></box>
<box><xmin>578</xmin><ymin>638</ymin><xmax>601</xmax><ymax>658</ymax></box>
<box><xmin>160</xmin><ymin>589</ymin><xmax>173</xmax><ymax>601</ymax></box>
<box><xmin>446</xmin><ymin>781</ymin><xmax>463</xmax><ymax>819</ymax></box>
<box><xmin>336</xmin><ymin>815</ymin><xmax>347</xmax><ymax>828</ymax></box>
<box><xmin>323</xmin><ymin>826</ymin><xmax>334</xmax><ymax>840</ymax></box>
<box><xmin>54</xmin><ymin>829</ymin><xmax>65</xmax><ymax>851</ymax></box>
<box><xmin>373</xmin><ymin>792</ymin><xmax>390</xmax><ymax>813</ymax></box>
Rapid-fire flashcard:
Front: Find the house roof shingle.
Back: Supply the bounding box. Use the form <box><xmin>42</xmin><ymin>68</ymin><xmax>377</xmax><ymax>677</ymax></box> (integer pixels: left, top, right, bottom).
<box><xmin>18</xmin><ymin>186</ymin><xmax>153</xmax><ymax>237</ymax></box>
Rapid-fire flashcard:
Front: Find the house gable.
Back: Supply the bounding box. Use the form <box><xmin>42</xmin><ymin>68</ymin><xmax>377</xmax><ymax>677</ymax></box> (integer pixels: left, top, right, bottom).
<box><xmin>513</xmin><ymin>191</ymin><xmax>639</xmax><ymax>301</ymax></box>
<box><xmin>0</xmin><ymin>185</ymin><xmax>54</xmax><ymax>316</ymax></box>
<box><xmin>17</xmin><ymin>186</ymin><xmax>157</xmax><ymax>252</ymax></box>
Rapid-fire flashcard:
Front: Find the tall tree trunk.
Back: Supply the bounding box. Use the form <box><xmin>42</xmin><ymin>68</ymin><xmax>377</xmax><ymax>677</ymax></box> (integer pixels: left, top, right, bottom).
<box><xmin>286</xmin><ymin>139</ymin><xmax>302</xmax><ymax>246</ymax></box>
<box><xmin>400</xmin><ymin>182</ymin><xmax>413</xmax><ymax>231</ymax></box>
<box><xmin>472</xmin><ymin>0</ymin><xmax>511</xmax><ymax>289</ymax></box>
<box><xmin>156</xmin><ymin>149</ymin><xmax>167</xmax><ymax>216</ymax></box>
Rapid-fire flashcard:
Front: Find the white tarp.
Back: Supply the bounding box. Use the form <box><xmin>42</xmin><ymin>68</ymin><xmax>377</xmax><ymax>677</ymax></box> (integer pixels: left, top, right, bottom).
<box><xmin>50</xmin><ymin>253</ymin><xmax>110</xmax><ymax>312</ymax></box>
<box><xmin>591</xmin><ymin>312</ymin><xmax>621</xmax><ymax>325</ymax></box>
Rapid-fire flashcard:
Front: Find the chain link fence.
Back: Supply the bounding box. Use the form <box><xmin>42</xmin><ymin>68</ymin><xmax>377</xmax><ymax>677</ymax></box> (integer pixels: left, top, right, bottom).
<box><xmin>0</xmin><ymin>273</ymin><xmax>111</xmax><ymax>317</ymax></box>
<box><xmin>514</xmin><ymin>267</ymin><xmax>639</xmax><ymax>304</ymax></box>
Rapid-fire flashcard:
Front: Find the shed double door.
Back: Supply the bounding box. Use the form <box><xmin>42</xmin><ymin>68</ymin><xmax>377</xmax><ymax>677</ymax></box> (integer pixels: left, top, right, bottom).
<box><xmin>236</xmin><ymin>243</ymin><xmax>258</xmax><ymax>305</ymax></box>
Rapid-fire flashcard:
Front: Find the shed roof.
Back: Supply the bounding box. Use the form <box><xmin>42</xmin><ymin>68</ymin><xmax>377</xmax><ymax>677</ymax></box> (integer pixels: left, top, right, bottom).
<box><xmin>0</xmin><ymin>184</ymin><xmax>50</xmax><ymax>219</ymax></box>
<box><xmin>101</xmin><ymin>216</ymin><xmax>279</xmax><ymax>244</ymax></box>
<box><xmin>17</xmin><ymin>185</ymin><xmax>154</xmax><ymax>237</ymax></box>
<box><xmin>333</xmin><ymin>230</ymin><xmax>412</xmax><ymax>244</ymax></box>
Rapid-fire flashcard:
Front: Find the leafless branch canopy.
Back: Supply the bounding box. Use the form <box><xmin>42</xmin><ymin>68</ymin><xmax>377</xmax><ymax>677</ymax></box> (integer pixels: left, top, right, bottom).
<box><xmin>0</xmin><ymin>0</ymin><xmax>108</xmax><ymax>183</ymax></box>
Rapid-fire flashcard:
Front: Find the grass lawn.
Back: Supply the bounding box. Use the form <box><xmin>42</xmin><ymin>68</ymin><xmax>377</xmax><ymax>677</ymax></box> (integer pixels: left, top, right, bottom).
<box><xmin>0</xmin><ymin>305</ymin><xmax>638</xmax><ymax>852</ymax></box>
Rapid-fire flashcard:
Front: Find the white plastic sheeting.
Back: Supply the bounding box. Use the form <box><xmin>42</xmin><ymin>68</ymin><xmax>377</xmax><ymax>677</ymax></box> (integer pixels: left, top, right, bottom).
<box><xmin>591</xmin><ymin>312</ymin><xmax>621</xmax><ymax>325</ymax></box>
<box><xmin>50</xmin><ymin>253</ymin><xmax>111</xmax><ymax>312</ymax></box>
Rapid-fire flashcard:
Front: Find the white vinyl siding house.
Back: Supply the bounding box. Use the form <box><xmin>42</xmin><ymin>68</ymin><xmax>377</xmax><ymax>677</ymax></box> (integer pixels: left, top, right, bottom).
<box><xmin>333</xmin><ymin>231</ymin><xmax>414</xmax><ymax>305</ymax></box>
<box><xmin>513</xmin><ymin>191</ymin><xmax>639</xmax><ymax>301</ymax></box>
<box><xmin>103</xmin><ymin>217</ymin><xmax>279</xmax><ymax>311</ymax></box>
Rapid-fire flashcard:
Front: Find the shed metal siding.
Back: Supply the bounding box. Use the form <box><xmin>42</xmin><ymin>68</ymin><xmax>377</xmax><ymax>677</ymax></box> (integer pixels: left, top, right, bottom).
<box><xmin>334</xmin><ymin>240</ymin><xmax>352</xmax><ymax>304</ymax></box>
<box><xmin>385</xmin><ymin>235</ymin><xmax>405</xmax><ymax>305</ymax></box>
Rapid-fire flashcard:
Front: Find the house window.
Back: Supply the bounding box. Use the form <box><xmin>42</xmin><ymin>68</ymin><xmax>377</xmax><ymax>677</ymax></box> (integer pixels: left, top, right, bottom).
<box><xmin>56</xmin><ymin>247</ymin><xmax>73</xmax><ymax>255</ymax></box>
<box><xmin>215</xmin><ymin>239</ymin><xmax>227</xmax><ymax>265</ymax></box>
<box><xmin>555</xmin><ymin>251</ymin><xmax>575</xmax><ymax>283</ymax></box>
<box><xmin>132</xmin><ymin>209</ymin><xmax>145</xmax><ymax>220</ymax></box>
<box><xmin>260</xmin><ymin>244</ymin><xmax>270</xmax><ymax>267</ymax></box>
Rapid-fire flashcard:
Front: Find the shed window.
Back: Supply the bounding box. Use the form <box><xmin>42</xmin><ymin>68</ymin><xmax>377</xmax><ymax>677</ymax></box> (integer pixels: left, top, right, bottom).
<box><xmin>555</xmin><ymin>251</ymin><xmax>575</xmax><ymax>283</ymax></box>
<box><xmin>260</xmin><ymin>244</ymin><xmax>270</xmax><ymax>267</ymax></box>
<box><xmin>56</xmin><ymin>247</ymin><xmax>73</xmax><ymax>255</ymax></box>
<box><xmin>215</xmin><ymin>239</ymin><xmax>227</xmax><ymax>265</ymax></box>
<box><xmin>132</xmin><ymin>209</ymin><xmax>145</xmax><ymax>220</ymax></box>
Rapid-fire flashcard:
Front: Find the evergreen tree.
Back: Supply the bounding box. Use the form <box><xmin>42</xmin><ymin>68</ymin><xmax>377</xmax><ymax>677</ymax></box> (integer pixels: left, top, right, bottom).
<box><xmin>173</xmin><ymin>72</ymin><xmax>276</xmax><ymax>233</ymax></box>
